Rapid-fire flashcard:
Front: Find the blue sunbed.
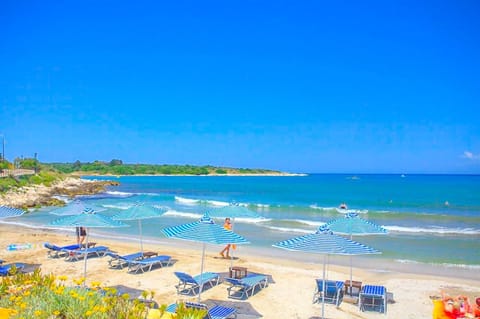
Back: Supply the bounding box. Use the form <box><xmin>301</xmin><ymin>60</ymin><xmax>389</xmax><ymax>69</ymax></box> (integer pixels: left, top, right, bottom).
<box><xmin>313</xmin><ymin>279</ymin><xmax>344</xmax><ymax>307</ymax></box>
<box><xmin>225</xmin><ymin>274</ymin><xmax>268</xmax><ymax>299</ymax></box>
<box><xmin>166</xmin><ymin>301</ymin><xmax>237</xmax><ymax>319</ymax></box>
<box><xmin>64</xmin><ymin>246</ymin><xmax>110</xmax><ymax>261</ymax></box>
<box><xmin>359</xmin><ymin>284</ymin><xmax>387</xmax><ymax>313</ymax></box>
<box><xmin>106</xmin><ymin>252</ymin><xmax>145</xmax><ymax>269</ymax></box>
<box><xmin>0</xmin><ymin>263</ymin><xmax>25</xmax><ymax>276</ymax></box>
<box><xmin>44</xmin><ymin>242</ymin><xmax>81</xmax><ymax>258</ymax></box>
<box><xmin>174</xmin><ymin>271</ymin><xmax>220</xmax><ymax>296</ymax></box>
<box><xmin>127</xmin><ymin>255</ymin><xmax>172</xmax><ymax>273</ymax></box>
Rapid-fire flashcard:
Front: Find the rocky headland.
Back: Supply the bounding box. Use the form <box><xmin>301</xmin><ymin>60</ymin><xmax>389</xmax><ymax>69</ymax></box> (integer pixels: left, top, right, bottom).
<box><xmin>0</xmin><ymin>177</ymin><xmax>119</xmax><ymax>209</ymax></box>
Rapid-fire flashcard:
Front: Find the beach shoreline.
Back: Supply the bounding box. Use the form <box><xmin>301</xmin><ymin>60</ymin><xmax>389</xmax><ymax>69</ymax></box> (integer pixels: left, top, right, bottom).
<box><xmin>1</xmin><ymin>223</ymin><xmax>479</xmax><ymax>318</ymax></box>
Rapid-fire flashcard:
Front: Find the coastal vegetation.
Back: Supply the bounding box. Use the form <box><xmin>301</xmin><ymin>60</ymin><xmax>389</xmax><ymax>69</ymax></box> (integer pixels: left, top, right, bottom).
<box><xmin>0</xmin><ymin>268</ymin><xmax>202</xmax><ymax>318</ymax></box>
<box><xmin>43</xmin><ymin>159</ymin><xmax>283</xmax><ymax>176</ymax></box>
<box><xmin>0</xmin><ymin>157</ymin><xmax>284</xmax><ymax>209</ymax></box>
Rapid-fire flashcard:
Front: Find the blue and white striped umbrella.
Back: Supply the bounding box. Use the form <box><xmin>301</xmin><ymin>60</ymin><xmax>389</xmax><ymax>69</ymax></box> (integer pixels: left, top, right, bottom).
<box><xmin>48</xmin><ymin>208</ymin><xmax>129</xmax><ymax>283</ymax></box>
<box><xmin>0</xmin><ymin>206</ymin><xmax>25</xmax><ymax>219</ymax></box>
<box><xmin>162</xmin><ymin>213</ymin><xmax>249</xmax><ymax>300</ymax></box>
<box><xmin>49</xmin><ymin>208</ymin><xmax>129</xmax><ymax>228</ymax></box>
<box><xmin>207</xmin><ymin>203</ymin><xmax>263</xmax><ymax>266</ymax></box>
<box><xmin>273</xmin><ymin>225</ymin><xmax>380</xmax><ymax>319</ymax></box>
<box><xmin>50</xmin><ymin>199</ymin><xmax>106</xmax><ymax>216</ymax></box>
<box><xmin>325</xmin><ymin>212</ymin><xmax>387</xmax><ymax>296</ymax></box>
<box><xmin>113</xmin><ymin>202</ymin><xmax>168</xmax><ymax>253</ymax></box>
<box><xmin>162</xmin><ymin>213</ymin><xmax>250</xmax><ymax>246</ymax></box>
<box><xmin>325</xmin><ymin>212</ymin><xmax>388</xmax><ymax>236</ymax></box>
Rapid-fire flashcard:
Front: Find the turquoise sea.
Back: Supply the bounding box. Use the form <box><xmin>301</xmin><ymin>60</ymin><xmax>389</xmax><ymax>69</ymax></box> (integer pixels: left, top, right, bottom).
<box><xmin>5</xmin><ymin>174</ymin><xmax>480</xmax><ymax>278</ymax></box>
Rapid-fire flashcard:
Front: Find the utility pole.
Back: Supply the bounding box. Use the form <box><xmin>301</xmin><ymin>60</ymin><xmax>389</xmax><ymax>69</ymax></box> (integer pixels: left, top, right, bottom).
<box><xmin>1</xmin><ymin>135</ymin><xmax>4</xmax><ymax>162</ymax></box>
<box><xmin>34</xmin><ymin>152</ymin><xmax>38</xmax><ymax>174</ymax></box>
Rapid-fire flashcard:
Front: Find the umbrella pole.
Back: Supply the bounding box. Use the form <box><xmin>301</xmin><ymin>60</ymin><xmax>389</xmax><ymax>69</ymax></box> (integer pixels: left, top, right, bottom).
<box><xmin>349</xmin><ymin>231</ymin><xmax>353</xmax><ymax>296</ymax></box>
<box><xmin>350</xmin><ymin>256</ymin><xmax>353</xmax><ymax>296</ymax></box>
<box><xmin>83</xmin><ymin>229</ymin><xmax>89</xmax><ymax>287</ymax></box>
<box><xmin>230</xmin><ymin>217</ymin><xmax>235</xmax><ymax>268</ymax></box>
<box><xmin>321</xmin><ymin>254</ymin><xmax>326</xmax><ymax>319</ymax></box>
<box><xmin>198</xmin><ymin>242</ymin><xmax>206</xmax><ymax>302</ymax></box>
<box><xmin>138</xmin><ymin>220</ymin><xmax>143</xmax><ymax>254</ymax></box>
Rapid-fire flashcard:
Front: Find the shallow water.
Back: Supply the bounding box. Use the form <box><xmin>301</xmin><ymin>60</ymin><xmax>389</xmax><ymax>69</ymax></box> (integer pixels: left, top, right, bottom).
<box><xmin>7</xmin><ymin>174</ymin><xmax>480</xmax><ymax>273</ymax></box>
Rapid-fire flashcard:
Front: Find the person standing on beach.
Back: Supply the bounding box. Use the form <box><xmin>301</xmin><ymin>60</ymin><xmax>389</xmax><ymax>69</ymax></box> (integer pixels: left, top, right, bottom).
<box><xmin>219</xmin><ymin>218</ymin><xmax>232</xmax><ymax>258</ymax></box>
<box><xmin>76</xmin><ymin>227</ymin><xmax>86</xmax><ymax>246</ymax></box>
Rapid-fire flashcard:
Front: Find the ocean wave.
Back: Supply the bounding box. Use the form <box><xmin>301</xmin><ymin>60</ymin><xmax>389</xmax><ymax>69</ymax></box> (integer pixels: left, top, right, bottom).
<box><xmin>309</xmin><ymin>204</ymin><xmax>336</xmax><ymax>210</ymax></box>
<box><xmin>174</xmin><ymin>196</ymin><xmax>231</xmax><ymax>207</ymax></box>
<box><xmin>385</xmin><ymin>225</ymin><xmax>480</xmax><ymax>235</ymax></box>
<box><xmin>162</xmin><ymin>209</ymin><xmax>269</xmax><ymax>224</ymax></box>
<box><xmin>105</xmin><ymin>191</ymin><xmax>137</xmax><ymax>197</ymax></box>
<box><xmin>262</xmin><ymin>225</ymin><xmax>313</xmax><ymax>234</ymax></box>
<box><xmin>289</xmin><ymin>219</ymin><xmax>325</xmax><ymax>227</ymax></box>
<box><xmin>101</xmin><ymin>204</ymin><xmax>130</xmax><ymax>210</ymax></box>
<box><xmin>395</xmin><ymin>259</ymin><xmax>480</xmax><ymax>270</ymax></box>
<box><xmin>163</xmin><ymin>210</ymin><xmax>203</xmax><ymax>219</ymax></box>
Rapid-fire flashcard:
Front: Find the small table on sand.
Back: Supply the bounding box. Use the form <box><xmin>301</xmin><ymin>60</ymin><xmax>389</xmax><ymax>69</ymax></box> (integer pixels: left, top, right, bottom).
<box><xmin>344</xmin><ymin>280</ymin><xmax>363</xmax><ymax>296</ymax></box>
<box><xmin>142</xmin><ymin>251</ymin><xmax>158</xmax><ymax>258</ymax></box>
<box><xmin>229</xmin><ymin>266</ymin><xmax>248</xmax><ymax>279</ymax></box>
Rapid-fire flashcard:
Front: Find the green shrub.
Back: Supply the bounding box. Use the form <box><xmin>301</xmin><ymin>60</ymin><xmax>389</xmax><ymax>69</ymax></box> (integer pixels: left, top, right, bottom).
<box><xmin>0</xmin><ymin>269</ymin><xmax>206</xmax><ymax>319</ymax></box>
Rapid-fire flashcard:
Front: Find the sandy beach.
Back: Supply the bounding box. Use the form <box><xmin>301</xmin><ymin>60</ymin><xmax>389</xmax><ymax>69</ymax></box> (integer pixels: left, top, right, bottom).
<box><xmin>1</xmin><ymin>223</ymin><xmax>479</xmax><ymax>318</ymax></box>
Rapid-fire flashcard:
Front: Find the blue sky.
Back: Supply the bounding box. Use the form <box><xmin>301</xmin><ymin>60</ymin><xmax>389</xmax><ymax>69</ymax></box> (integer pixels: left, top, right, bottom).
<box><xmin>1</xmin><ymin>0</ymin><xmax>479</xmax><ymax>174</ymax></box>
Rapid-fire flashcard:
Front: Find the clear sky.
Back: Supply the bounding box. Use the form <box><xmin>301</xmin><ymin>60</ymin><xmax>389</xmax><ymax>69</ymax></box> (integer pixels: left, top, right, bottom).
<box><xmin>1</xmin><ymin>0</ymin><xmax>479</xmax><ymax>174</ymax></box>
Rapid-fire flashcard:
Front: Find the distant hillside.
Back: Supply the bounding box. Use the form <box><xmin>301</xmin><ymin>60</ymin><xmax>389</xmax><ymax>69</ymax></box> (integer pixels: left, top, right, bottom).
<box><xmin>44</xmin><ymin>160</ymin><xmax>286</xmax><ymax>176</ymax></box>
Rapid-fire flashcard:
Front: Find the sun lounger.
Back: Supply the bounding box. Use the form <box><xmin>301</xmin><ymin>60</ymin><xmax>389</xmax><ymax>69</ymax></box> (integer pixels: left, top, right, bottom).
<box><xmin>64</xmin><ymin>246</ymin><xmax>110</xmax><ymax>262</ymax></box>
<box><xmin>174</xmin><ymin>271</ymin><xmax>220</xmax><ymax>296</ymax></box>
<box><xmin>359</xmin><ymin>284</ymin><xmax>387</xmax><ymax>314</ymax></box>
<box><xmin>313</xmin><ymin>279</ymin><xmax>344</xmax><ymax>307</ymax></box>
<box><xmin>44</xmin><ymin>242</ymin><xmax>81</xmax><ymax>258</ymax></box>
<box><xmin>0</xmin><ymin>263</ymin><xmax>25</xmax><ymax>276</ymax></box>
<box><xmin>127</xmin><ymin>255</ymin><xmax>172</xmax><ymax>273</ymax></box>
<box><xmin>106</xmin><ymin>252</ymin><xmax>145</xmax><ymax>269</ymax></box>
<box><xmin>166</xmin><ymin>302</ymin><xmax>237</xmax><ymax>319</ymax></box>
<box><xmin>225</xmin><ymin>273</ymin><xmax>268</xmax><ymax>300</ymax></box>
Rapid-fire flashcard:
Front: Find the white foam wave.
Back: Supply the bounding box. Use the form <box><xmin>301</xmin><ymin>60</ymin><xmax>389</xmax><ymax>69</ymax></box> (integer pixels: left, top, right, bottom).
<box><xmin>335</xmin><ymin>208</ymin><xmax>368</xmax><ymax>214</ymax></box>
<box><xmin>395</xmin><ymin>259</ymin><xmax>480</xmax><ymax>270</ymax></box>
<box><xmin>206</xmin><ymin>200</ymin><xmax>230</xmax><ymax>207</ymax></box>
<box><xmin>309</xmin><ymin>204</ymin><xmax>336</xmax><ymax>210</ymax></box>
<box><xmin>163</xmin><ymin>210</ymin><xmax>202</xmax><ymax>219</ymax></box>
<box><xmin>174</xmin><ymin>196</ymin><xmax>199</xmax><ymax>205</ymax></box>
<box><xmin>102</xmin><ymin>204</ymin><xmax>130</xmax><ymax>210</ymax></box>
<box><xmin>231</xmin><ymin>217</ymin><xmax>270</xmax><ymax>224</ymax></box>
<box><xmin>252</xmin><ymin>203</ymin><xmax>271</xmax><ymax>208</ymax></box>
<box><xmin>105</xmin><ymin>191</ymin><xmax>135</xmax><ymax>197</ymax></box>
<box><xmin>385</xmin><ymin>225</ymin><xmax>480</xmax><ymax>235</ymax></box>
<box><xmin>292</xmin><ymin>219</ymin><xmax>326</xmax><ymax>227</ymax></box>
<box><xmin>174</xmin><ymin>196</ymin><xmax>232</xmax><ymax>207</ymax></box>
<box><xmin>263</xmin><ymin>225</ymin><xmax>313</xmax><ymax>234</ymax></box>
